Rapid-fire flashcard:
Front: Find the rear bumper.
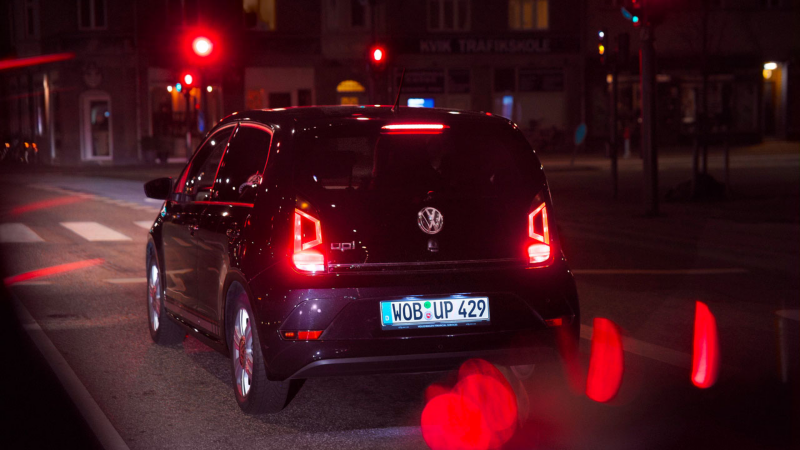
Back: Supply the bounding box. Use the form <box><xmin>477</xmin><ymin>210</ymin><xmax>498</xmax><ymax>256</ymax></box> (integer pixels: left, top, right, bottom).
<box><xmin>288</xmin><ymin>345</ymin><xmax>560</xmax><ymax>379</ymax></box>
<box><xmin>248</xmin><ymin>259</ymin><xmax>579</xmax><ymax>380</ymax></box>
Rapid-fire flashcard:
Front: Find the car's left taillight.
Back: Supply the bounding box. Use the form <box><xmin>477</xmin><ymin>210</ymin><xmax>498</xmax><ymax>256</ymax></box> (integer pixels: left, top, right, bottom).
<box><xmin>292</xmin><ymin>208</ymin><xmax>325</xmax><ymax>273</ymax></box>
<box><xmin>527</xmin><ymin>200</ymin><xmax>553</xmax><ymax>266</ymax></box>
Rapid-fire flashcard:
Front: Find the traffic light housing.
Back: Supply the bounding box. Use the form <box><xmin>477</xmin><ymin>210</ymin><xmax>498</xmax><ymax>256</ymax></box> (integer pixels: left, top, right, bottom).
<box><xmin>621</xmin><ymin>0</ymin><xmax>642</xmax><ymax>27</ymax></box>
<box><xmin>598</xmin><ymin>29</ymin><xmax>607</xmax><ymax>64</ymax></box>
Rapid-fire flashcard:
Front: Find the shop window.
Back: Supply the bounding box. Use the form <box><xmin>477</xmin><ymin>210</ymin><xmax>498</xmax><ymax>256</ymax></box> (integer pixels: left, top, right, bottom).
<box><xmin>509</xmin><ymin>0</ymin><xmax>548</xmax><ymax>31</ymax></box>
<box><xmin>428</xmin><ymin>0</ymin><xmax>469</xmax><ymax>31</ymax></box>
<box><xmin>244</xmin><ymin>0</ymin><xmax>276</xmax><ymax>30</ymax></box>
<box><xmin>79</xmin><ymin>0</ymin><xmax>106</xmax><ymax>30</ymax></box>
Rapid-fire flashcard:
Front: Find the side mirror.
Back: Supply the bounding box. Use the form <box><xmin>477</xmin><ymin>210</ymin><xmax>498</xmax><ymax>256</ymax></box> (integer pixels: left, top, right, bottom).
<box><xmin>144</xmin><ymin>177</ymin><xmax>172</xmax><ymax>200</ymax></box>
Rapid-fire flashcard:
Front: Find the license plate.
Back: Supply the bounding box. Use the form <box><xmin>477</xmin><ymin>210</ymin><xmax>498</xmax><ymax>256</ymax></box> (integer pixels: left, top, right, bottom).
<box><xmin>380</xmin><ymin>297</ymin><xmax>490</xmax><ymax>330</ymax></box>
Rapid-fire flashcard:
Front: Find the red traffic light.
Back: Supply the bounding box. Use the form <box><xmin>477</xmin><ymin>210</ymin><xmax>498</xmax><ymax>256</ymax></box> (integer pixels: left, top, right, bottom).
<box><xmin>183</xmin><ymin>73</ymin><xmax>194</xmax><ymax>86</ymax></box>
<box><xmin>372</xmin><ymin>47</ymin><xmax>384</xmax><ymax>62</ymax></box>
<box><xmin>191</xmin><ymin>36</ymin><xmax>213</xmax><ymax>57</ymax></box>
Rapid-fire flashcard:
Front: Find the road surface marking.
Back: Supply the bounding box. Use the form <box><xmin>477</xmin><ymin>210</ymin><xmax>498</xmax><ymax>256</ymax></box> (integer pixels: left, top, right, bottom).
<box><xmin>572</xmin><ymin>268</ymin><xmax>748</xmax><ymax>275</ymax></box>
<box><xmin>106</xmin><ymin>277</ymin><xmax>147</xmax><ymax>284</ymax></box>
<box><xmin>0</xmin><ymin>223</ymin><xmax>44</xmax><ymax>243</ymax></box>
<box><xmin>10</xmin><ymin>294</ymin><xmax>130</xmax><ymax>450</ymax></box>
<box><xmin>11</xmin><ymin>280</ymin><xmax>52</xmax><ymax>286</ymax></box>
<box><xmin>4</xmin><ymin>258</ymin><xmax>104</xmax><ymax>286</ymax></box>
<box><xmin>60</xmin><ymin>222</ymin><xmax>132</xmax><ymax>241</ymax></box>
<box><xmin>776</xmin><ymin>309</ymin><xmax>800</xmax><ymax>321</ymax></box>
<box><xmin>134</xmin><ymin>220</ymin><xmax>153</xmax><ymax>229</ymax></box>
<box><xmin>580</xmin><ymin>324</ymin><xmax>691</xmax><ymax>370</ymax></box>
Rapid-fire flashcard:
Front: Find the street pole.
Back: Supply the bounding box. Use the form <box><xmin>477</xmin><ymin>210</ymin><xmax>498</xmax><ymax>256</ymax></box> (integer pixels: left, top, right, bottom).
<box><xmin>184</xmin><ymin>89</ymin><xmax>192</xmax><ymax>158</ymax></box>
<box><xmin>640</xmin><ymin>22</ymin><xmax>658</xmax><ymax>216</ymax></box>
<box><xmin>611</xmin><ymin>59</ymin><xmax>619</xmax><ymax>199</ymax></box>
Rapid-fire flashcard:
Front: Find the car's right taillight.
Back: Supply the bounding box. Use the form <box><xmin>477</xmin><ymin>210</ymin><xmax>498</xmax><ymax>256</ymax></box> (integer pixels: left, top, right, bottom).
<box><xmin>527</xmin><ymin>201</ymin><xmax>553</xmax><ymax>266</ymax></box>
<box><xmin>292</xmin><ymin>208</ymin><xmax>325</xmax><ymax>273</ymax></box>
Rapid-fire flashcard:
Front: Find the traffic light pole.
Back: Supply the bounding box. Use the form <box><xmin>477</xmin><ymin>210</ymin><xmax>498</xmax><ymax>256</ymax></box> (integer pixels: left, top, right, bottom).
<box><xmin>610</xmin><ymin>59</ymin><xmax>619</xmax><ymax>200</ymax></box>
<box><xmin>640</xmin><ymin>23</ymin><xmax>658</xmax><ymax>216</ymax></box>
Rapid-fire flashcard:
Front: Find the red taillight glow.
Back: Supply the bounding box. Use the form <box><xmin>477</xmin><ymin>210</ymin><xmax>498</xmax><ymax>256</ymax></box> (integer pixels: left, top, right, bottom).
<box><xmin>282</xmin><ymin>330</ymin><xmax>323</xmax><ymax>340</ymax></box>
<box><xmin>527</xmin><ymin>202</ymin><xmax>552</xmax><ymax>265</ymax></box>
<box><xmin>381</xmin><ymin>124</ymin><xmax>448</xmax><ymax>135</ymax></box>
<box><xmin>692</xmin><ymin>301</ymin><xmax>720</xmax><ymax>389</ymax></box>
<box><xmin>293</xmin><ymin>209</ymin><xmax>325</xmax><ymax>272</ymax></box>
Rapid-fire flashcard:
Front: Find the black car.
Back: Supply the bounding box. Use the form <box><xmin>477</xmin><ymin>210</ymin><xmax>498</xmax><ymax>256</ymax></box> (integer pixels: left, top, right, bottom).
<box><xmin>143</xmin><ymin>106</ymin><xmax>579</xmax><ymax>413</ymax></box>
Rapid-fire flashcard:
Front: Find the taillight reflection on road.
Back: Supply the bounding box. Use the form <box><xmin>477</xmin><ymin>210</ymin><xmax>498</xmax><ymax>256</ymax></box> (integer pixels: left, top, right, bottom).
<box><xmin>586</xmin><ymin>318</ymin><xmax>624</xmax><ymax>403</ymax></box>
<box><xmin>421</xmin><ymin>359</ymin><xmax>518</xmax><ymax>450</ymax></box>
<box><xmin>3</xmin><ymin>258</ymin><xmax>104</xmax><ymax>286</ymax></box>
<box><xmin>692</xmin><ymin>301</ymin><xmax>720</xmax><ymax>389</ymax></box>
<box><xmin>10</xmin><ymin>195</ymin><xmax>87</xmax><ymax>216</ymax></box>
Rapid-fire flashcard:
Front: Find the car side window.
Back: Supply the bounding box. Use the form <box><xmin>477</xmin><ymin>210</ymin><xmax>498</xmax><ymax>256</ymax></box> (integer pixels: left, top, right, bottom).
<box><xmin>179</xmin><ymin>126</ymin><xmax>234</xmax><ymax>202</ymax></box>
<box><xmin>211</xmin><ymin>123</ymin><xmax>273</xmax><ymax>204</ymax></box>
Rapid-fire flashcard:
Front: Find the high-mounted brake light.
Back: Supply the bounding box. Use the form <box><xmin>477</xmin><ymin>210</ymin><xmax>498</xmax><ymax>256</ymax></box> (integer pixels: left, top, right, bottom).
<box><xmin>527</xmin><ymin>202</ymin><xmax>552</xmax><ymax>265</ymax></box>
<box><xmin>293</xmin><ymin>209</ymin><xmax>325</xmax><ymax>272</ymax></box>
<box><xmin>381</xmin><ymin>124</ymin><xmax>448</xmax><ymax>135</ymax></box>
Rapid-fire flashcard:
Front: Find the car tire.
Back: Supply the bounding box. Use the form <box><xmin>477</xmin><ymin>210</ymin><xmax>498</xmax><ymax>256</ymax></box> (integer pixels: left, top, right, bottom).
<box><xmin>227</xmin><ymin>286</ymin><xmax>298</xmax><ymax>414</ymax></box>
<box><xmin>146</xmin><ymin>251</ymin><xmax>185</xmax><ymax>345</ymax></box>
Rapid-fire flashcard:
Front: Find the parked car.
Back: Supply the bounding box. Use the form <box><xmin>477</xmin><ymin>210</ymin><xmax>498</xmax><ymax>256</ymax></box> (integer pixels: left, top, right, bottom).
<box><xmin>143</xmin><ymin>106</ymin><xmax>580</xmax><ymax>413</ymax></box>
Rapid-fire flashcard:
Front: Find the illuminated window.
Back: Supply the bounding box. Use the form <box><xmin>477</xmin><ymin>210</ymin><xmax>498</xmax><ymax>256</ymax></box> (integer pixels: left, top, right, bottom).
<box><xmin>428</xmin><ymin>0</ymin><xmax>470</xmax><ymax>31</ymax></box>
<box><xmin>340</xmin><ymin>96</ymin><xmax>359</xmax><ymax>105</ymax></box>
<box><xmin>244</xmin><ymin>0</ymin><xmax>276</xmax><ymax>31</ymax></box>
<box><xmin>509</xmin><ymin>0</ymin><xmax>548</xmax><ymax>30</ymax></box>
<box><xmin>336</xmin><ymin>80</ymin><xmax>366</xmax><ymax>93</ymax></box>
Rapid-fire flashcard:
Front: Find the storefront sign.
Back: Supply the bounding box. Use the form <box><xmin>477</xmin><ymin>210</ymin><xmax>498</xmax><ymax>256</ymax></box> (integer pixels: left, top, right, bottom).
<box><xmin>413</xmin><ymin>37</ymin><xmax>578</xmax><ymax>54</ymax></box>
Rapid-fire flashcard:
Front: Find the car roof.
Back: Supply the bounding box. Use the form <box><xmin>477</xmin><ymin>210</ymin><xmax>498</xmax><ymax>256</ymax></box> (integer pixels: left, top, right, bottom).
<box><xmin>216</xmin><ymin>105</ymin><xmax>513</xmax><ymax>130</ymax></box>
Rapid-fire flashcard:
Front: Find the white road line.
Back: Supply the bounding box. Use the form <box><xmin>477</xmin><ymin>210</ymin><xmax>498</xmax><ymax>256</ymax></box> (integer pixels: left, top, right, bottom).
<box><xmin>580</xmin><ymin>324</ymin><xmax>692</xmax><ymax>370</ymax></box>
<box><xmin>106</xmin><ymin>278</ymin><xmax>147</xmax><ymax>284</ymax></box>
<box><xmin>60</xmin><ymin>222</ymin><xmax>132</xmax><ymax>242</ymax></box>
<box><xmin>776</xmin><ymin>309</ymin><xmax>800</xmax><ymax>322</ymax></box>
<box><xmin>0</xmin><ymin>223</ymin><xmax>44</xmax><ymax>243</ymax></box>
<box><xmin>133</xmin><ymin>221</ymin><xmax>153</xmax><ymax>230</ymax></box>
<box><xmin>9</xmin><ymin>294</ymin><xmax>130</xmax><ymax>450</ymax></box>
<box><xmin>572</xmin><ymin>268</ymin><xmax>748</xmax><ymax>275</ymax></box>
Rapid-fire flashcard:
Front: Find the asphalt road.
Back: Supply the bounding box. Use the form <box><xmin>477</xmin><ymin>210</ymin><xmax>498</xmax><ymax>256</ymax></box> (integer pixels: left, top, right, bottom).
<box><xmin>1</xmin><ymin>150</ymin><xmax>797</xmax><ymax>449</ymax></box>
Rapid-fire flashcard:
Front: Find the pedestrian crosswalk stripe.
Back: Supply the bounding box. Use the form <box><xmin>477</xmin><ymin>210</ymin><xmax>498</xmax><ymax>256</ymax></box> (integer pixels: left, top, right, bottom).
<box><xmin>0</xmin><ymin>223</ymin><xmax>44</xmax><ymax>243</ymax></box>
<box><xmin>134</xmin><ymin>221</ymin><xmax>153</xmax><ymax>230</ymax></box>
<box><xmin>60</xmin><ymin>222</ymin><xmax>132</xmax><ymax>241</ymax></box>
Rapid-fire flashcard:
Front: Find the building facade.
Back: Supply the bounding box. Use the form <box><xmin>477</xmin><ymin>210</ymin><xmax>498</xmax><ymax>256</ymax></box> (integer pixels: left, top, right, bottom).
<box><xmin>2</xmin><ymin>0</ymin><xmax>797</xmax><ymax>165</ymax></box>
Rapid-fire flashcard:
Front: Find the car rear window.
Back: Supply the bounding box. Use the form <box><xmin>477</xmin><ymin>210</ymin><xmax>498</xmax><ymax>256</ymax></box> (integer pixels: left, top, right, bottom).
<box><xmin>293</xmin><ymin>121</ymin><xmax>539</xmax><ymax>197</ymax></box>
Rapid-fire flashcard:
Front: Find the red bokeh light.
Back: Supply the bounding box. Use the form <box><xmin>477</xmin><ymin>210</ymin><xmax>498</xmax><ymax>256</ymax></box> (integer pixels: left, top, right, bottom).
<box><xmin>586</xmin><ymin>318</ymin><xmax>624</xmax><ymax>403</ymax></box>
<box><xmin>692</xmin><ymin>301</ymin><xmax>720</xmax><ymax>388</ymax></box>
<box><xmin>191</xmin><ymin>36</ymin><xmax>213</xmax><ymax>57</ymax></box>
<box><xmin>421</xmin><ymin>359</ymin><xmax>518</xmax><ymax>450</ymax></box>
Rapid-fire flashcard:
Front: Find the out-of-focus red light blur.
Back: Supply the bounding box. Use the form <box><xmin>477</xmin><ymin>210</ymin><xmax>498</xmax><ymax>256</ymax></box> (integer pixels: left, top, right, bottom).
<box><xmin>372</xmin><ymin>48</ymin><xmax>384</xmax><ymax>62</ymax></box>
<box><xmin>692</xmin><ymin>301</ymin><xmax>720</xmax><ymax>388</ymax></box>
<box><xmin>586</xmin><ymin>318</ymin><xmax>624</xmax><ymax>403</ymax></box>
<box><xmin>191</xmin><ymin>36</ymin><xmax>213</xmax><ymax>57</ymax></box>
<box><xmin>183</xmin><ymin>73</ymin><xmax>194</xmax><ymax>86</ymax></box>
<box><xmin>4</xmin><ymin>258</ymin><xmax>104</xmax><ymax>287</ymax></box>
<box><xmin>421</xmin><ymin>359</ymin><xmax>518</xmax><ymax>450</ymax></box>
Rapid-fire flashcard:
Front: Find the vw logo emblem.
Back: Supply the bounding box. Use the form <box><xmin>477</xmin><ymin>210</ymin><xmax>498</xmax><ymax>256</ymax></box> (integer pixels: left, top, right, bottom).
<box><xmin>417</xmin><ymin>207</ymin><xmax>444</xmax><ymax>235</ymax></box>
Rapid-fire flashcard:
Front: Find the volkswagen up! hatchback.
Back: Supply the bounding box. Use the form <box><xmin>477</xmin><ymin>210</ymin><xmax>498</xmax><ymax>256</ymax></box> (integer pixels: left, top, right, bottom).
<box><xmin>143</xmin><ymin>106</ymin><xmax>579</xmax><ymax>413</ymax></box>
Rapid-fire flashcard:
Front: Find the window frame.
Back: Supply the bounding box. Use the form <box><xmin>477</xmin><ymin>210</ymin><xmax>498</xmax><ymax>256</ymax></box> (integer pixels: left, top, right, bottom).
<box><xmin>208</xmin><ymin>122</ymin><xmax>275</xmax><ymax>206</ymax></box>
<box><xmin>173</xmin><ymin>123</ymin><xmax>237</xmax><ymax>200</ymax></box>
<box><xmin>427</xmin><ymin>0</ymin><xmax>470</xmax><ymax>32</ymax></box>
<box><xmin>508</xmin><ymin>0</ymin><xmax>548</xmax><ymax>31</ymax></box>
<box><xmin>78</xmin><ymin>0</ymin><xmax>107</xmax><ymax>31</ymax></box>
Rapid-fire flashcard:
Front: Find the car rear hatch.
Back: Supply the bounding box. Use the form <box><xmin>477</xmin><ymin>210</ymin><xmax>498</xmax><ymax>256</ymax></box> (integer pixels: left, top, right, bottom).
<box><xmin>291</xmin><ymin>116</ymin><xmax>548</xmax><ymax>273</ymax></box>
